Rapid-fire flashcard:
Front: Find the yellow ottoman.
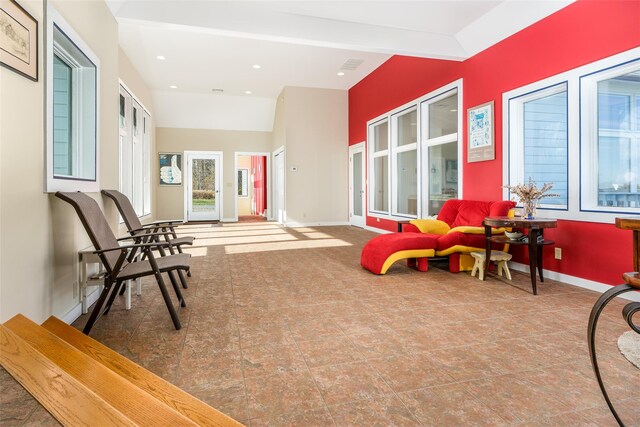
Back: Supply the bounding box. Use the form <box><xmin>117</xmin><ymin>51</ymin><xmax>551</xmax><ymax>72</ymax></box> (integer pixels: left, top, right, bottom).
<box><xmin>470</xmin><ymin>251</ymin><xmax>512</xmax><ymax>280</ymax></box>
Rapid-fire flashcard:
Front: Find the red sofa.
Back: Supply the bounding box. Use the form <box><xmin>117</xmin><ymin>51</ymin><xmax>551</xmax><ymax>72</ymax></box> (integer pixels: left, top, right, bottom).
<box><xmin>401</xmin><ymin>199</ymin><xmax>516</xmax><ymax>272</ymax></box>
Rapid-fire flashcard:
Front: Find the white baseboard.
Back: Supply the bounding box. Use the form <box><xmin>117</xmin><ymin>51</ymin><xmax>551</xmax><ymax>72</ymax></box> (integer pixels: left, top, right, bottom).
<box><xmin>284</xmin><ymin>221</ymin><xmax>350</xmax><ymax>227</ymax></box>
<box><xmin>60</xmin><ymin>287</ymin><xmax>102</xmax><ymax>325</ymax></box>
<box><xmin>221</xmin><ymin>217</ymin><xmax>236</xmax><ymax>223</ymax></box>
<box><xmin>363</xmin><ymin>224</ymin><xmax>392</xmax><ymax>234</ymax></box>
<box><xmin>510</xmin><ymin>262</ymin><xmax>640</xmax><ymax>302</ymax></box>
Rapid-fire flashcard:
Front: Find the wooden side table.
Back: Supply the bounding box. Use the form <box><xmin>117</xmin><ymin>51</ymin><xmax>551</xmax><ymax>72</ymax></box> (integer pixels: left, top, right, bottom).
<box><xmin>483</xmin><ymin>216</ymin><xmax>557</xmax><ymax>295</ymax></box>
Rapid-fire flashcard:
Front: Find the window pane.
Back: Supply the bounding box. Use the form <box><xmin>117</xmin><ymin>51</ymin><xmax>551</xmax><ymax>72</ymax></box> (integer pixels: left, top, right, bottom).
<box><xmin>523</xmin><ymin>89</ymin><xmax>568</xmax><ymax>206</ymax></box>
<box><xmin>119</xmin><ymin>94</ymin><xmax>125</xmax><ymax>128</ymax></box>
<box><xmin>396</xmin><ymin>150</ymin><xmax>417</xmax><ymax>215</ymax></box>
<box><xmin>397</xmin><ymin>109</ymin><xmax>417</xmax><ymax>147</ymax></box>
<box><xmin>53</xmin><ymin>55</ymin><xmax>72</xmax><ymax>176</ymax></box>
<box><xmin>353</xmin><ymin>151</ymin><xmax>363</xmax><ymax>216</ymax></box>
<box><xmin>595</xmin><ymin>71</ymin><xmax>640</xmax><ymax>208</ymax></box>
<box><xmin>373</xmin><ymin>156</ymin><xmax>388</xmax><ymax>212</ymax></box>
<box><xmin>429</xmin><ymin>93</ymin><xmax>457</xmax><ymax>138</ymax></box>
<box><xmin>428</xmin><ymin>142</ymin><xmax>457</xmax><ymax>214</ymax></box>
<box><xmin>373</xmin><ymin>121</ymin><xmax>388</xmax><ymax>152</ymax></box>
<box><xmin>598</xmin><ymin>93</ymin><xmax>630</xmax><ymax>130</ymax></box>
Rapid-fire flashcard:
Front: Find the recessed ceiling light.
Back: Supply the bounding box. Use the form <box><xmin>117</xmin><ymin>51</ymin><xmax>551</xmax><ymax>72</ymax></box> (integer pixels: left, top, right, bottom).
<box><xmin>169</xmin><ymin>85</ymin><xmax>177</xmax><ymax>89</ymax></box>
<box><xmin>245</xmin><ymin>90</ymin><xmax>252</xmax><ymax>95</ymax></box>
<box><xmin>156</xmin><ymin>55</ymin><xmax>166</xmax><ymax>60</ymax></box>
<box><xmin>252</xmin><ymin>64</ymin><xmax>261</xmax><ymax>69</ymax></box>
<box><xmin>337</xmin><ymin>72</ymin><xmax>345</xmax><ymax>76</ymax></box>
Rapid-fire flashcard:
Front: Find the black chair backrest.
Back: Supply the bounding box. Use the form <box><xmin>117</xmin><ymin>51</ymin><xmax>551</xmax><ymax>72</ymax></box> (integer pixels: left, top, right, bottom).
<box><xmin>55</xmin><ymin>192</ymin><xmax>121</xmax><ymax>272</ymax></box>
<box><xmin>101</xmin><ymin>189</ymin><xmax>143</xmax><ymax>233</ymax></box>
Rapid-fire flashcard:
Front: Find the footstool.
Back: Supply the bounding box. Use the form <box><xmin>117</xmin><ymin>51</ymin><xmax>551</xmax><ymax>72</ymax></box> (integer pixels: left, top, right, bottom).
<box><xmin>361</xmin><ymin>233</ymin><xmax>437</xmax><ymax>274</ymax></box>
<box><xmin>470</xmin><ymin>251</ymin><xmax>512</xmax><ymax>280</ymax></box>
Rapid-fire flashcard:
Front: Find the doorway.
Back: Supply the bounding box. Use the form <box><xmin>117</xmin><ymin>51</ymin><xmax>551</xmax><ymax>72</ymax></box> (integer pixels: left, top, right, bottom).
<box><xmin>349</xmin><ymin>142</ymin><xmax>366</xmax><ymax>228</ymax></box>
<box><xmin>235</xmin><ymin>152</ymin><xmax>270</xmax><ymax>222</ymax></box>
<box><xmin>273</xmin><ymin>147</ymin><xmax>285</xmax><ymax>224</ymax></box>
<box><xmin>184</xmin><ymin>151</ymin><xmax>222</xmax><ymax>221</ymax></box>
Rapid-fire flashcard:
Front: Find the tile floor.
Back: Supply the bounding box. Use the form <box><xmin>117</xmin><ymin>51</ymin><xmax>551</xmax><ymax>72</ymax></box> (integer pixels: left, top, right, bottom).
<box><xmin>2</xmin><ymin>223</ymin><xmax>638</xmax><ymax>426</ymax></box>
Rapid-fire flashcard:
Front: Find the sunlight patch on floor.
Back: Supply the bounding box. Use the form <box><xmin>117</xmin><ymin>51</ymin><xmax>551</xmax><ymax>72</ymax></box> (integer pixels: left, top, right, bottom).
<box><xmin>192</xmin><ymin>233</ymin><xmax>297</xmax><ymax>247</ymax></box>
<box><xmin>181</xmin><ymin>246</ymin><xmax>208</xmax><ymax>257</ymax></box>
<box><xmin>224</xmin><ymin>238</ymin><xmax>352</xmax><ymax>254</ymax></box>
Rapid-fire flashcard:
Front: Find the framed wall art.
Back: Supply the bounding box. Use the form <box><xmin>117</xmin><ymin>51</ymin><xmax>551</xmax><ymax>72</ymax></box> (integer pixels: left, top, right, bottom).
<box><xmin>467</xmin><ymin>100</ymin><xmax>495</xmax><ymax>163</ymax></box>
<box><xmin>0</xmin><ymin>0</ymin><xmax>38</xmax><ymax>81</ymax></box>
<box><xmin>159</xmin><ymin>152</ymin><xmax>182</xmax><ymax>185</ymax></box>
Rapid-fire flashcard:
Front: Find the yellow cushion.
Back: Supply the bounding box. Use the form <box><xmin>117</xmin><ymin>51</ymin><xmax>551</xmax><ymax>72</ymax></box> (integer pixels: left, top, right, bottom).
<box><xmin>409</xmin><ymin>219</ymin><xmax>450</xmax><ymax>235</ymax></box>
<box><xmin>450</xmin><ymin>226</ymin><xmax>507</xmax><ymax>235</ymax></box>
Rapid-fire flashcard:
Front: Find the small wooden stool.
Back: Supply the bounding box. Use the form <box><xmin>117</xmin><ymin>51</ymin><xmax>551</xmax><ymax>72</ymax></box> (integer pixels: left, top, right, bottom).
<box><xmin>471</xmin><ymin>251</ymin><xmax>512</xmax><ymax>280</ymax></box>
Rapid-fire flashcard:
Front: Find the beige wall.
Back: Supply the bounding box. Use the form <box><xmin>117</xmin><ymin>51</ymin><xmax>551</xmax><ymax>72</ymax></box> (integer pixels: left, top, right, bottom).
<box><xmin>274</xmin><ymin>87</ymin><xmax>349</xmax><ymax>226</ymax></box>
<box><xmin>237</xmin><ymin>156</ymin><xmax>252</xmax><ymax>215</ymax></box>
<box><xmin>1</xmin><ymin>0</ymin><xmax>121</xmax><ymax>323</ymax></box>
<box><xmin>155</xmin><ymin>128</ymin><xmax>272</xmax><ymax>221</ymax></box>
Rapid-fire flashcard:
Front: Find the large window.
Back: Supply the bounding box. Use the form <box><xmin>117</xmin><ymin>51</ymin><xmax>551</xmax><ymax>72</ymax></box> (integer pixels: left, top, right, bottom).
<box><xmin>46</xmin><ymin>7</ymin><xmax>99</xmax><ymax>192</ymax></box>
<box><xmin>505</xmin><ymin>48</ymin><xmax>640</xmax><ymax>222</ymax></box>
<box><xmin>119</xmin><ymin>84</ymin><xmax>151</xmax><ymax>217</ymax></box>
<box><xmin>508</xmin><ymin>83</ymin><xmax>568</xmax><ymax>209</ymax></box>
<box><xmin>581</xmin><ymin>63</ymin><xmax>640</xmax><ymax>212</ymax></box>
<box><xmin>367</xmin><ymin>81</ymin><xmax>461</xmax><ymax>219</ymax></box>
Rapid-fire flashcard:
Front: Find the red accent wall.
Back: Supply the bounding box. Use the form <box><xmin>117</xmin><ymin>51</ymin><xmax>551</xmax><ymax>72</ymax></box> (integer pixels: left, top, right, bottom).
<box><xmin>349</xmin><ymin>0</ymin><xmax>640</xmax><ymax>285</ymax></box>
<box><xmin>251</xmin><ymin>156</ymin><xmax>267</xmax><ymax>215</ymax></box>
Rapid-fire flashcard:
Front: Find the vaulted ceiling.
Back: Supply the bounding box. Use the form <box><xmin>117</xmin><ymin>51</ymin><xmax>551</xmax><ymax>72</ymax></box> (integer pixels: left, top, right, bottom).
<box><xmin>107</xmin><ymin>1</ymin><xmax>574</xmax><ymax>131</ymax></box>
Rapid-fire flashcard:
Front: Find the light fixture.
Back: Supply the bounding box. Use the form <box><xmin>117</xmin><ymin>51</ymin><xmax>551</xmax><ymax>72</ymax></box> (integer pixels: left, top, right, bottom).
<box><xmin>252</xmin><ymin>64</ymin><xmax>261</xmax><ymax>69</ymax></box>
<box><xmin>169</xmin><ymin>85</ymin><xmax>177</xmax><ymax>89</ymax></box>
<box><xmin>156</xmin><ymin>55</ymin><xmax>166</xmax><ymax>60</ymax></box>
<box><xmin>244</xmin><ymin>90</ymin><xmax>252</xmax><ymax>95</ymax></box>
<box><xmin>337</xmin><ymin>72</ymin><xmax>345</xmax><ymax>76</ymax></box>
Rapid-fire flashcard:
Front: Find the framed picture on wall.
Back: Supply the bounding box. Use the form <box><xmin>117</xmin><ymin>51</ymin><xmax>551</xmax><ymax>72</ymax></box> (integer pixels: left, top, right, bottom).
<box><xmin>0</xmin><ymin>0</ymin><xmax>38</xmax><ymax>81</ymax></box>
<box><xmin>159</xmin><ymin>153</ymin><xmax>182</xmax><ymax>185</ymax></box>
<box><xmin>467</xmin><ymin>101</ymin><xmax>495</xmax><ymax>163</ymax></box>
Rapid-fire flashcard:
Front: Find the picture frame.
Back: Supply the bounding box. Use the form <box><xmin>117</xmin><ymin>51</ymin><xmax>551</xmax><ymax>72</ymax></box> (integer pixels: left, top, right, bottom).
<box><xmin>467</xmin><ymin>100</ymin><xmax>495</xmax><ymax>163</ymax></box>
<box><xmin>0</xmin><ymin>0</ymin><xmax>38</xmax><ymax>81</ymax></box>
<box><xmin>159</xmin><ymin>153</ymin><xmax>182</xmax><ymax>185</ymax></box>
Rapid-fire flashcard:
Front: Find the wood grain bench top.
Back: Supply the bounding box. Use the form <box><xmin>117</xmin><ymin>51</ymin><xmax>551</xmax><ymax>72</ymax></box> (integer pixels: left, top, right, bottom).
<box><xmin>42</xmin><ymin>316</ymin><xmax>242</xmax><ymax>427</ymax></box>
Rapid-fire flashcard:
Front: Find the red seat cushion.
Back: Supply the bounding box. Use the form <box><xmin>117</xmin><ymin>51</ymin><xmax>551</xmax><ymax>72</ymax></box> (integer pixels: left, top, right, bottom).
<box><xmin>436</xmin><ymin>199</ymin><xmax>516</xmax><ymax>228</ymax></box>
<box><xmin>361</xmin><ymin>233</ymin><xmax>437</xmax><ymax>274</ymax></box>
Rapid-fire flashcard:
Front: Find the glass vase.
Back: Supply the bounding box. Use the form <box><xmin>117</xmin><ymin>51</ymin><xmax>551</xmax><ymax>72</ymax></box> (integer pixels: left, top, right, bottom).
<box><xmin>522</xmin><ymin>199</ymin><xmax>537</xmax><ymax>219</ymax></box>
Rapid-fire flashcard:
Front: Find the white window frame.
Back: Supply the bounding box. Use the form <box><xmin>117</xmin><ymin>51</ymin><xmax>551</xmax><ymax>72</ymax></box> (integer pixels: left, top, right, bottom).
<box><xmin>580</xmin><ymin>59</ymin><xmax>640</xmax><ymax>214</ymax></box>
<box><xmin>503</xmin><ymin>46</ymin><xmax>640</xmax><ymax>223</ymax></box>
<box><xmin>419</xmin><ymin>85</ymin><xmax>462</xmax><ymax>217</ymax></box>
<box><xmin>45</xmin><ymin>4</ymin><xmax>100</xmax><ymax>192</ymax></box>
<box><xmin>391</xmin><ymin>106</ymin><xmax>418</xmax><ymax>217</ymax></box>
<box><xmin>119</xmin><ymin>80</ymin><xmax>152</xmax><ymax>219</ymax></box>
<box><xmin>368</xmin><ymin>118</ymin><xmax>390</xmax><ymax>215</ymax></box>
<box><xmin>507</xmin><ymin>82</ymin><xmax>569</xmax><ymax>211</ymax></box>
<box><xmin>367</xmin><ymin>79</ymin><xmax>463</xmax><ymax>220</ymax></box>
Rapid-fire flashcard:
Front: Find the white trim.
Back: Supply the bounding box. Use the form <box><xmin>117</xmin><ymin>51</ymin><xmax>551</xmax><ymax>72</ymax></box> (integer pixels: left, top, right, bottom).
<box><xmin>363</xmin><ymin>224</ymin><xmax>392</xmax><ymax>234</ymax></box>
<box><xmin>349</xmin><ymin>142</ymin><xmax>366</xmax><ymax>228</ymax></box>
<box><xmin>272</xmin><ymin>146</ymin><xmax>285</xmax><ymax>223</ymax></box>
<box><xmin>118</xmin><ymin>79</ymin><xmax>152</xmax><ymax>116</ymax></box>
<box><xmin>60</xmin><ymin>287</ymin><xmax>102</xmax><ymax>324</ymax></box>
<box><xmin>45</xmin><ymin>4</ymin><xmax>100</xmax><ymax>193</ymax></box>
<box><xmin>509</xmin><ymin>262</ymin><xmax>640</xmax><ymax>302</ymax></box>
<box><xmin>183</xmin><ymin>150</ymin><xmax>223</xmax><ymax>222</ymax></box>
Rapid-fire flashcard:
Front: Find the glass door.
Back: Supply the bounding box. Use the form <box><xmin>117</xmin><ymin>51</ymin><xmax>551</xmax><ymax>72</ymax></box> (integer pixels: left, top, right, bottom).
<box><xmin>186</xmin><ymin>152</ymin><xmax>221</xmax><ymax>221</ymax></box>
<box><xmin>349</xmin><ymin>143</ymin><xmax>366</xmax><ymax>227</ymax></box>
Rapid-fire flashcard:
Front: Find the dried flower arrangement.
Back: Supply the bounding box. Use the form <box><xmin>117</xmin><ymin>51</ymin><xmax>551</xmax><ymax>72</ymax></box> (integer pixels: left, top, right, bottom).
<box><xmin>503</xmin><ymin>177</ymin><xmax>559</xmax><ymax>219</ymax></box>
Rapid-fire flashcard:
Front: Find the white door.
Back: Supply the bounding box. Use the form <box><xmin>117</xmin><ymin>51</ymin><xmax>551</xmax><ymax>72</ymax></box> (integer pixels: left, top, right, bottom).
<box><xmin>185</xmin><ymin>152</ymin><xmax>221</xmax><ymax>221</ymax></box>
<box><xmin>273</xmin><ymin>148</ymin><xmax>285</xmax><ymax>224</ymax></box>
<box><xmin>349</xmin><ymin>143</ymin><xmax>366</xmax><ymax>228</ymax></box>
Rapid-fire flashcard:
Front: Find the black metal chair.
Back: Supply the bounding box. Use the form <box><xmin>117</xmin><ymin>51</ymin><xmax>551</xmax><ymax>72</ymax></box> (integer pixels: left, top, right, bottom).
<box><xmin>55</xmin><ymin>192</ymin><xmax>190</xmax><ymax>334</ymax></box>
<box><xmin>587</xmin><ymin>272</ymin><xmax>640</xmax><ymax>426</ymax></box>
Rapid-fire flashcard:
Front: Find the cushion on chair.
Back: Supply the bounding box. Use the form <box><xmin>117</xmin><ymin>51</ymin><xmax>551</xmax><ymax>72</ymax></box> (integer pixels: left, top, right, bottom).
<box><xmin>361</xmin><ymin>233</ymin><xmax>437</xmax><ymax>275</ymax></box>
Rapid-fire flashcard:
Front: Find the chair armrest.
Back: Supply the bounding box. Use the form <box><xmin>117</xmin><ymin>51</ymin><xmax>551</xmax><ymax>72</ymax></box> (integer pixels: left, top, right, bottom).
<box><xmin>450</xmin><ymin>226</ymin><xmax>507</xmax><ymax>235</ymax></box>
<box><xmin>118</xmin><ymin>232</ymin><xmax>172</xmax><ymax>241</ymax></box>
<box><xmin>410</xmin><ymin>219</ymin><xmax>451</xmax><ymax>235</ymax></box>
<box><xmin>96</xmin><ymin>241</ymin><xmax>171</xmax><ymax>254</ymax></box>
<box><xmin>151</xmin><ymin>220</ymin><xmax>184</xmax><ymax>226</ymax></box>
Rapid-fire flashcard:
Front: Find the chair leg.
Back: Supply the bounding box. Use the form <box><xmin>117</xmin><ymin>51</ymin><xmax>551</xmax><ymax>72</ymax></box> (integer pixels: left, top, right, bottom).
<box><xmin>154</xmin><ymin>271</ymin><xmax>182</xmax><ymax>330</ymax></box>
<box><xmin>503</xmin><ymin>262</ymin><xmax>512</xmax><ymax>280</ymax></box>
<box><xmin>478</xmin><ymin>261</ymin><xmax>485</xmax><ymax>280</ymax></box>
<box><xmin>167</xmin><ymin>271</ymin><xmax>186</xmax><ymax>308</ymax></box>
<box><xmin>178</xmin><ymin>269</ymin><xmax>188</xmax><ymax>289</ymax></box>
<box><xmin>83</xmin><ymin>281</ymin><xmax>113</xmax><ymax>334</ymax></box>
<box><xmin>103</xmin><ymin>281</ymin><xmax>124</xmax><ymax>315</ymax></box>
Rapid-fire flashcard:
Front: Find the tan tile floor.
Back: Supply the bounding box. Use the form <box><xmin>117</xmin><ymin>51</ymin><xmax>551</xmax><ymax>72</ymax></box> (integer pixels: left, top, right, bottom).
<box><xmin>2</xmin><ymin>223</ymin><xmax>639</xmax><ymax>426</ymax></box>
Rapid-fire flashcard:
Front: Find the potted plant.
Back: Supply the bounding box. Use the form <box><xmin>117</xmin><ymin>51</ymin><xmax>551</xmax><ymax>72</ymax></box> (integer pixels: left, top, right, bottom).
<box><xmin>503</xmin><ymin>178</ymin><xmax>559</xmax><ymax>219</ymax></box>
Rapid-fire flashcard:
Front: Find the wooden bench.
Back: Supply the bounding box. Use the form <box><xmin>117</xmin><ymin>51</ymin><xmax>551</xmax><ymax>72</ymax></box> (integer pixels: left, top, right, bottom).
<box><xmin>0</xmin><ymin>314</ymin><xmax>243</xmax><ymax>427</ymax></box>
